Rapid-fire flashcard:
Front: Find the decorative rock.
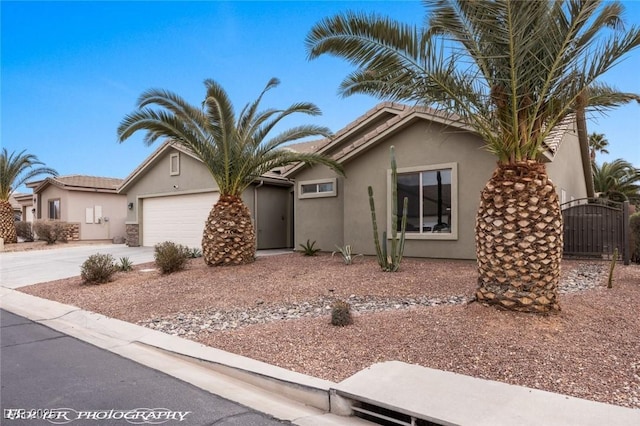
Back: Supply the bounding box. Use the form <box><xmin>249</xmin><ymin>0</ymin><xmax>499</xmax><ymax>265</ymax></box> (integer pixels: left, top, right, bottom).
<box><xmin>138</xmin><ymin>263</ymin><xmax>607</xmax><ymax>336</ymax></box>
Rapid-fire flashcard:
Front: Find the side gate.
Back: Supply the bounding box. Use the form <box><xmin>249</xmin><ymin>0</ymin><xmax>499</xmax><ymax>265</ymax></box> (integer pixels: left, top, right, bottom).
<box><xmin>561</xmin><ymin>198</ymin><xmax>630</xmax><ymax>265</ymax></box>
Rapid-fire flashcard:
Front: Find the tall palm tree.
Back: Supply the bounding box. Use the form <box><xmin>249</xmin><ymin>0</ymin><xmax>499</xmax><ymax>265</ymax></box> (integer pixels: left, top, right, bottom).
<box><xmin>306</xmin><ymin>0</ymin><xmax>640</xmax><ymax>313</ymax></box>
<box><xmin>589</xmin><ymin>132</ymin><xmax>610</xmax><ymax>162</ymax></box>
<box><xmin>118</xmin><ymin>78</ymin><xmax>343</xmax><ymax>266</ymax></box>
<box><xmin>592</xmin><ymin>159</ymin><xmax>640</xmax><ymax>204</ymax></box>
<box><xmin>0</xmin><ymin>149</ymin><xmax>57</xmax><ymax>243</ymax></box>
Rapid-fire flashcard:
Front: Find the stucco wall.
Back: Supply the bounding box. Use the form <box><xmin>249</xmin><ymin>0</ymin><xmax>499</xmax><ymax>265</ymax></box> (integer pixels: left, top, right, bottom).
<box><xmin>122</xmin><ymin>146</ymin><xmax>293</xmax><ymax>248</ymax></box>
<box><xmin>37</xmin><ymin>186</ymin><xmax>126</xmax><ymax>240</ymax></box>
<box><xmin>123</xmin><ymin>148</ymin><xmax>218</xmax><ymax>223</ymax></box>
<box><xmin>293</xmin><ymin>120</ymin><xmax>498</xmax><ymax>259</ymax></box>
<box><xmin>344</xmin><ymin>120</ymin><xmax>495</xmax><ymax>259</ymax></box>
<box><xmin>545</xmin><ymin>125</ymin><xmax>588</xmax><ymax>204</ymax></box>
<box><xmin>293</xmin><ymin>166</ymin><xmax>344</xmax><ymax>252</ymax></box>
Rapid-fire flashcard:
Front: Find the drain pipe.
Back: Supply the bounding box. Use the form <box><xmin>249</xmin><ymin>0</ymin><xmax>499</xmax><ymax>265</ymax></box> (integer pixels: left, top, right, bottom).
<box><xmin>254</xmin><ymin>180</ymin><xmax>264</xmax><ymax>248</ymax></box>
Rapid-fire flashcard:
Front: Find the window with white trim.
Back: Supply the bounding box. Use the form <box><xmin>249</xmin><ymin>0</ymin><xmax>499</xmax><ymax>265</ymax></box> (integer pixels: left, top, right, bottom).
<box><xmin>48</xmin><ymin>199</ymin><xmax>60</xmax><ymax>220</ymax></box>
<box><xmin>389</xmin><ymin>163</ymin><xmax>458</xmax><ymax>240</ymax></box>
<box><xmin>170</xmin><ymin>153</ymin><xmax>180</xmax><ymax>176</ymax></box>
<box><xmin>298</xmin><ymin>178</ymin><xmax>337</xmax><ymax>199</ymax></box>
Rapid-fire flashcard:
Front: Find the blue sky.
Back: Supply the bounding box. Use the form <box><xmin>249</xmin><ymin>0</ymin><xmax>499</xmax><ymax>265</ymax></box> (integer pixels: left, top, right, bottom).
<box><xmin>2</xmin><ymin>1</ymin><xmax>639</xmax><ymax>190</ymax></box>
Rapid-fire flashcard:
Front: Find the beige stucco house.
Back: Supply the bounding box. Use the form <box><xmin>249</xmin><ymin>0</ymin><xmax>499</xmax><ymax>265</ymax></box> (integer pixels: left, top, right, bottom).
<box><xmin>9</xmin><ymin>193</ymin><xmax>33</xmax><ymax>222</ymax></box>
<box><xmin>27</xmin><ymin>175</ymin><xmax>127</xmax><ymax>241</ymax></box>
<box><xmin>285</xmin><ymin>102</ymin><xmax>591</xmax><ymax>260</ymax></box>
<box><xmin>118</xmin><ymin>142</ymin><xmax>293</xmax><ymax>249</ymax></box>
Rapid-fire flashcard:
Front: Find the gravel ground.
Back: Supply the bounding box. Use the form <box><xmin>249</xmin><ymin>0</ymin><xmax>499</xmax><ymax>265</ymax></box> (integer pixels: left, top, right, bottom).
<box><xmin>17</xmin><ymin>253</ymin><xmax>640</xmax><ymax>409</ymax></box>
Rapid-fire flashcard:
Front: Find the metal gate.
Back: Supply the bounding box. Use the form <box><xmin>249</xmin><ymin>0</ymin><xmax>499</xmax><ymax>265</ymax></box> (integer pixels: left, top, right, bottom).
<box><xmin>561</xmin><ymin>198</ymin><xmax>630</xmax><ymax>264</ymax></box>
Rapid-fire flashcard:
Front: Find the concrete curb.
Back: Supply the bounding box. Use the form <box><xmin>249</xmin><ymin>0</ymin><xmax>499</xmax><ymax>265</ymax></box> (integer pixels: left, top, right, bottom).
<box><xmin>0</xmin><ymin>288</ymin><xmax>369</xmax><ymax>425</ymax></box>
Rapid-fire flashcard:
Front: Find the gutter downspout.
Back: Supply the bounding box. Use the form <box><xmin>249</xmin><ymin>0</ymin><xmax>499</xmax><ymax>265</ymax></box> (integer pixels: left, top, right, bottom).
<box><xmin>254</xmin><ymin>180</ymin><xmax>264</xmax><ymax>248</ymax></box>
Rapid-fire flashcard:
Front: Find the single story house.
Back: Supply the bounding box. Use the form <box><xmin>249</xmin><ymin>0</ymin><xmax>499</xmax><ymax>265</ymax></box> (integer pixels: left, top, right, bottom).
<box><xmin>27</xmin><ymin>175</ymin><xmax>127</xmax><ymax>241</ymax></box>
<box><xmin>118</xmin><ymin>142</ymin><xmax>293</xmax><ymax>249</ymax></box>
<box><xmin>284</xmin><ymin>102</ymin><xmax>591</xmax><ymax>260</ymax></box>
<box><xmin>9</xmin><ymin>193</ymin><xmax>33</xmax><ymax>222</ymax></box>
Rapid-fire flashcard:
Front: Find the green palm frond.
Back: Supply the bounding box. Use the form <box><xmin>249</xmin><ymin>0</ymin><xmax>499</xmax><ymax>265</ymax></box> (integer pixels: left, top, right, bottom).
<box><xmin>306</xmin><ymin>0</ymin><xmax>640</xmax><ymax>164</ymax></box>
<box><xmin>592</xmin><ymin>159</ymin><xmax>640</xmax><ymax>202</ymax></box>
<box><xmin>118</xmin><ymin>78</ymin><xmax>343</xmax><ymax>197</ymax></box>
<box><xmin>0</xmin><ymin>148</ymin><xmax>57</xmax><ymax>201</ymax></box>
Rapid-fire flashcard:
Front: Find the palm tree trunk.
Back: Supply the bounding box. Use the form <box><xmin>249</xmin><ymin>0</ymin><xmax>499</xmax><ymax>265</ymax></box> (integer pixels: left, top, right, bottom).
<box><xmin>475</xmin><ymin>161</ymin><xmax>562</xmax><ymax>313</ymax></box>
<box><xmin>0</xmin><ymin>200</ymin><xmax>18</xmax><ymax>244</ymax></box>
<box><xmin>202</xmin><ymin>195</ymin><xmax>256</xmax><ymax>266</ymax></box>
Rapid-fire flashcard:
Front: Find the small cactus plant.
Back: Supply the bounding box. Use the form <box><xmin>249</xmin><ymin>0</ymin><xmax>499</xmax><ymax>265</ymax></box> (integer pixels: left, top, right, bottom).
<box><xmin>331</xmin><ymin>300</ymin><xmax>353</xmax><ymax>326</ymax></box>
<box><xmin>369</xmin><ymin>146</ymin><xmax>408</xmax><ymax>272</ymax></box>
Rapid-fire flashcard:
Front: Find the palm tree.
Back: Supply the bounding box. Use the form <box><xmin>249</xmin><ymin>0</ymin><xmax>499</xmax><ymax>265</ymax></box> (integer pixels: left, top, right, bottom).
<box><xmin>118</xmin><ymin>78</ymin><xmax>343</xmax><ymax>266</ymax></box>
<box><xmin>0</xmin><ymin>149</ymin><xmax>57</xmax><ymax>243</ymax></box>
<box><xmin>592</xmin><ymin>159</ymin><xmax>640</xmax><ymax>204</ymax></box>
<box><xmin>589</xmin><ymin>132</ymin><xmax>610</xmax><ymax>162</ymax></box>
<box><xmin>306</xmin><ymin>0</ymin><xmax>640</xmax><ymax>313</ymax></box>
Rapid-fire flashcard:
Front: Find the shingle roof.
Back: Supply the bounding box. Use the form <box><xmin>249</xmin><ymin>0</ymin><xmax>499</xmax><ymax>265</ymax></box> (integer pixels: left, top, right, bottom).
<box><xmin>284</xmin><ymin>102</ymin><xmax>574</xmax><ymax>172</ymax></box>
<box><xmin>28</xmin><ymin>175</ymin><xmax>124</xmax><ymax>193</ymax></box>
<box><xmin>49</xmin><ymin>175</ymin><xmax>123</xmax><ymax>190</ymax></box>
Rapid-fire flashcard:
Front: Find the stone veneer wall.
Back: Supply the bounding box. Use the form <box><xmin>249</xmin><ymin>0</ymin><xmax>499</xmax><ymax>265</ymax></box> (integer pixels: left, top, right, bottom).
<box><xmin>63</xmin><ymin>223</ymin><xmax>80</xmax><ymax>241</ymax></box>
<box><xmin>126</xmin><ymin>224</ymin><xmax>140</xmax><ymax>247</ymax></box>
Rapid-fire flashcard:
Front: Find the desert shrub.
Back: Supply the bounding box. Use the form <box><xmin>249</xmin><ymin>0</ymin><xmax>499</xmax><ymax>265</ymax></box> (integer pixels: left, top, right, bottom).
<box><xmin>331</xmin><ymin>300</ymin><xmax>353</xmax><ymax>326</ymax></box>
<box><xmin>32</xmin><ymin>221</ymin><xmax>66</xmax><ymax>244</ymax></box>
<box><xmin>118</xmin><ymin>256</ymin><xmax>134</xmax><ymax>272</ymax></box>
<box><xmin>299</xmin><ymin>239</ymin><xmax>321</xmax><ymax>256</ymax></box>
<box><xmin>15</xmin><ymin>221</ymin><xmax>34</xmax><ymax>242</ymax></box>
<box><xmin>154</xmin><ymin>241</ymin><xmax>190</xmax><ymax>274</ymax></box>
<box><xmin>81</xmin><ymin>253</ymin><xmax>117</xmax><ymax>284</ymax></box>
<box><xmin>630</xmin><ymin>212</ymin><xmax>640</xmax><ymax>264</ymax></box>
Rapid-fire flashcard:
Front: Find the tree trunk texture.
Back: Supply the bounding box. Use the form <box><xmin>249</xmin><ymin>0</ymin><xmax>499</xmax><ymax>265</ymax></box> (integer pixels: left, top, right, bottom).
<box><xmin>0</xmin><ymin>200</ymin><xmax>17</xmax><ymax>244</ymax></box>
<box><xmin>475</xmin><ymin>161</ymin><xmax>562</xmax><ymax>313</ymax></box>
<box><xmin>202</xmin><ymin>195</ymin><xmax>256</xmax><ymax>266</ymax></box>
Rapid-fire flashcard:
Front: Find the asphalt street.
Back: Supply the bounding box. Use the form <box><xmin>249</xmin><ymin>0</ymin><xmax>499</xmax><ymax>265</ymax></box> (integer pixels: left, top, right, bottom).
<box><xmin>0</xmin><ymin>309</ymin><xmax>289</xmax><ymax>426</ymax></box>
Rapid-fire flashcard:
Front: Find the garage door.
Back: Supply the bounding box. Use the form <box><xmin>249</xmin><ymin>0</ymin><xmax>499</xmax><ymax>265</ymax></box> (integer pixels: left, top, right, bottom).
<box><xmin>142</xmin><ymin>192</ymin><xmax>219</xmax><ymax>248</ymax></box>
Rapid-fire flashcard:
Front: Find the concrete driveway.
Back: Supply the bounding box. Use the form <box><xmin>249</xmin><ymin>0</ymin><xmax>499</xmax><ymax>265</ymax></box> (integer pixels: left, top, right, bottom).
<box><xmin>0</xmin><ymin>244</ymin><xmax>155</xmax><ymax>289</ymax></box>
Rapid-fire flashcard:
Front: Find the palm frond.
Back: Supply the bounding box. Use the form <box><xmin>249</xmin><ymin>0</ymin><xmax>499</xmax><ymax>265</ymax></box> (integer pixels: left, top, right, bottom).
<box><xmin>0</xmin><ymin>148</ymin><xmax>57</xmax><ymax>200</ymax></box>
<box><xmin>118</xmin><ymin>78</ymin><xmax>343</xmax><ymax>197</ymax></box>
<box><xmin>307</xmin><ymin>0</ymin><xmax>640</xmax><ymax>164</ymax></box>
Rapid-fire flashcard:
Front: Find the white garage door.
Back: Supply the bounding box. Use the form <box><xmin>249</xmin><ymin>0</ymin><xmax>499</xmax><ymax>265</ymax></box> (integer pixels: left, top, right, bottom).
<box><xmin>142</xmin><ymin>192</ymin><xmax>219</xmax><ymax>248</ymax></box>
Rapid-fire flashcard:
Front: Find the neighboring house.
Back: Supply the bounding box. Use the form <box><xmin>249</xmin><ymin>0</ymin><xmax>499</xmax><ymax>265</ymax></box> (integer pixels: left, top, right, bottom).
<box><xmin>9</xmin><ymin>193</ymin><xmax>33</xmax><ymax>222</ymax></box>
<box><xmin>284</xmin><ymin>102</ymin><xmax>590</xmax><ymax>260</ymax></box>
<box><xmin>118</xmin><ymin>142</ymin><xmax>294</xmax><ymax>249</ymax></box>
<box><xmin>27</xmin><ymin>175</ymin><xmax>127</xmax><ymax>241</ymax></box>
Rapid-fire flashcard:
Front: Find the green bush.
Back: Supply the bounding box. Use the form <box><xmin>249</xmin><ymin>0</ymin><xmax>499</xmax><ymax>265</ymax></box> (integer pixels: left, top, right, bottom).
<box><xmin>331</xmin><ymin>300</ymin><xmax>353</xmax><ymax>326</ymax></box>
<box><xmin>32</xmin><ymin>221</ymin><xmax>66</xmax><ymax>244</ymax></box>
<box><xmin>81</xmin><ymin>253</ymin><xmax>117</xmax><ymax>284</ymax></box>
<box><xmin>630</xmin><ymin>212</ymin><xmax>640</xmax><ymax>264</ymax></box>
<box><xmin>15</xmin><ymin>221</ymin><xmax>34</xmax><ymax>242</ymax></box>
<box><xmin>154</xmin><ymin>241</ymin><xmax>190</xmax><ymax>274</ymax></box>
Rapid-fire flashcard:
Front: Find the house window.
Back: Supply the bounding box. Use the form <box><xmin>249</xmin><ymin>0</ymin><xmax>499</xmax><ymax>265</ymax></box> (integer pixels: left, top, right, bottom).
<box><xmin>390</xmin><ymin>163</ymin><xmax>458</xmax><ymax>240</ymax></box>
<box><xmin>298</xmin><ymin>178</ymin><xmax>337</xmax><ymax>199</ymax></box>
<box><xmin>48</xmin><ymin>199</ymin><xmax>60</xmax><ymax>220</ymax></box>
<box><xmin>170</xmin><ymin>153</ymin><xmax>180</xmax><ymax>176</ymax></box>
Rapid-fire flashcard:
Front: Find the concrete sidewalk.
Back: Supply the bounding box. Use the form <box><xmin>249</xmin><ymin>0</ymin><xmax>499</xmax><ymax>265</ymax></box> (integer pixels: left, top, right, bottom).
<box><xmin>0</xmin><ymin>244</ymin><xmax>155</xmax><ymax>289</ymax></box>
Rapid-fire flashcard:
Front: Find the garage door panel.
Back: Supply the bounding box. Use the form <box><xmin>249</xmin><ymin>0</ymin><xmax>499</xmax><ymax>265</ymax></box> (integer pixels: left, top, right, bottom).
<box><xmin>142</xmin><ymin>192</ymin><xmax>219</xmax><ymax>248</ymax></box>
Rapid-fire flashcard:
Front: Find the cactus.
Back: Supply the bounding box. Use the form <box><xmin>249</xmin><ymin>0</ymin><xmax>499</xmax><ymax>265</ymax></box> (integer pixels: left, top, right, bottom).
<box><xmin>368</xmin><ymin>146</ymin><xmax>408</xmax><ymax>272</ymax></box>
<box><xmin>331</xmin><ymin>300</ymin><xmax>353</xmax><ymax>326</ymax></box>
